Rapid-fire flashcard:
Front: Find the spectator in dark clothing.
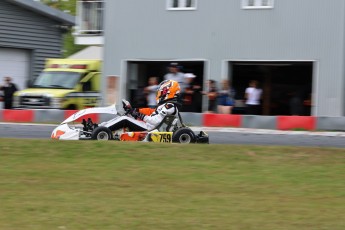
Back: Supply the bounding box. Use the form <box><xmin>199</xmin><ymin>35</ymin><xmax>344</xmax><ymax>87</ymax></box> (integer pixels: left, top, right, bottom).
<box><xmin>181</xmin><ymin>73</ymin><xmax>196</xmax><ymax>112</ymax></box>
<box><xmin>202</xmin><ymin>79</ymin><xmax>218</xmax><ymax>113</ymax></box>
<box><xmin>0</xmin><ymin>76</ymin><xmax>18</xmax><ymax>109</ymax></box>
<box><xmin>192</xmin><ymin>82</ymin><xmax>202</xmax><ymax>113</ymax></box>
<box><xmin>181</xmin><ymin>73</ymin><xmax>202</xmax><ymax>112</ymax></box>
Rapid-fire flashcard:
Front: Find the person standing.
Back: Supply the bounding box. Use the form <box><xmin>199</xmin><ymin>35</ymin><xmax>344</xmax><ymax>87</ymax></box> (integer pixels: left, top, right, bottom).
<box><xmin>181</xmin><ymin>73</ymin><xmax>196</xmax><ymax>112</ymax></box>
<box><xmin>217</xmin><ymin>79</ymin><xmax>236</xmax><ymax>114</ymax></box>
<box><xmin>244</xmin><ymin>80</ymin><xmax>262</xmax><ymax>115</ymax></box>
<box><xmin>202</xmin><ymin>79</ymin><xmax>218</xmax><ymax>113</ymax></box>
<box><xmin>0</xmin><ymin>76</ymin><xmax>18</xmax><ymax>109</ymax></box>
<box><xmin>144</xmin><ymin>76</ymin><xmax>159</xmax><ymax>108</ymax></box>
<box><xmin>164</xmin><ymin>62</ymin><xmax>185</xmax><ymax>93</ymax></box>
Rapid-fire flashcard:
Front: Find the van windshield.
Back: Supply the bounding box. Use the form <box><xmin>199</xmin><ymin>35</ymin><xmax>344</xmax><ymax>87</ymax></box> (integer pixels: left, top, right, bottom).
<box><xmin>32</xmin><ymin>71</ymin><xmax>82</xmax><ymax>89</ymax></box>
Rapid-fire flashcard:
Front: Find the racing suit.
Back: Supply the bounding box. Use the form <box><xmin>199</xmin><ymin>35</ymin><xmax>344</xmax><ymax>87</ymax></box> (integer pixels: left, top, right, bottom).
<box><xmin>108</xmin><ymin>101</ymin><xmax>179</xmax><ymax>132</ymax></box>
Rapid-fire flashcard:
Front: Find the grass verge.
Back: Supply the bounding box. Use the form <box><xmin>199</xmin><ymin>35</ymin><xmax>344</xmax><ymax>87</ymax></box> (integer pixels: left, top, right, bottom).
<box><xmin>0</xmin><ymin>139</ymin><xmax>344</xmax><ymax>230</ymax></box>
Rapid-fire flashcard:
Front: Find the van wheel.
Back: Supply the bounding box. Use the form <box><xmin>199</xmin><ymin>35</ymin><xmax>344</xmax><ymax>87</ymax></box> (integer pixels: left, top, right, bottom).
<box><xmin>172</xmin><ymin>127</ymin><xmax>196</xmax><ymax>144</ymax></box>
<box><xmin>66</xmin><ymin>105</ymin><xmax>77</xmax><ymax>110</ymax></box>
<box><xmin>91</xmin><ymin>127</ymin><xmax>112</xmax><ymax>140</ymax></box>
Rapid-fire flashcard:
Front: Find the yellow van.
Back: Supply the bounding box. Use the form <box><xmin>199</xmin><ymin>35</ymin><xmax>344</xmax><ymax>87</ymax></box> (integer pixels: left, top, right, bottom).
<box><xmin>13</xmin><ymin>59</ymin><xmax>101</xmax><ymax>110</ymax></box>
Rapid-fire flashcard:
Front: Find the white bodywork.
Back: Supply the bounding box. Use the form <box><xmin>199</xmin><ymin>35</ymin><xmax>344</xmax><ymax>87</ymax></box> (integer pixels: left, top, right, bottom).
<box><xmin>51</xmin><ymin>104</ymin><xmax>118</xmax><ymax>140</ymax></box>
<box><xmin>62</xmin><ymin>105</ymin><xmax>117</xmax><ymax>124</ymax></box>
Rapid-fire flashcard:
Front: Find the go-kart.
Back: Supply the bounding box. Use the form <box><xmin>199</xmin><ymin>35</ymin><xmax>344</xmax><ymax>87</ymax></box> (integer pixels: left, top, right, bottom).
<box><xmin>51</xmin><ymin>104</ymin><xmax>209</xmax><ymax>144</ymax></box>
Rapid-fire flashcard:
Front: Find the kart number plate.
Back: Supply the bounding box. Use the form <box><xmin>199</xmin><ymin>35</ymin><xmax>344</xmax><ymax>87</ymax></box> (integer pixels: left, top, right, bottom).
<box><xmin>150</xmin><ymin>132</ymin><xmax>173</xmax><ymax>143</ymax></box>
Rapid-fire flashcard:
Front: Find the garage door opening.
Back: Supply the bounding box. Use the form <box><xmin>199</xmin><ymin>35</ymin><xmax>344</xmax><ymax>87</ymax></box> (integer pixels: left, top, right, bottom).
<box><xmin>126</xmin><ymin>61</ymin><xmax>205</xmax><ymax>112</ymax></box>
<box><xmin>0</xmin><ymin>47</ymin><xmax>30</xmax><ymax>90</ymax></box>
<box><xmin>230</xmin><ymin>61</ymin><xmax>313</xmax><ymax>116</ymax></box>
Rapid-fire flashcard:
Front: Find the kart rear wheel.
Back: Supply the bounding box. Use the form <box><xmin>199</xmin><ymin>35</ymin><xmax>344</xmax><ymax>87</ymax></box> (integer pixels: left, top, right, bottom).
<box><xmin>91</xmin><ymin>127</ymin><xmax>112</xmax><ymax>140</ymax></box>
<box><xmin>172</xmin><ymin>127</ymin><xmax>196</xmax><ymax>144</ymax></box>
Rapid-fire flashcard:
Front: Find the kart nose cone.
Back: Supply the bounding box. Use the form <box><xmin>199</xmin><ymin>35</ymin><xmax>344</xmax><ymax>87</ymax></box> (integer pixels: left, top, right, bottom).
<box><xmin>51</xmin><ymin>123</ymin><xmax>80</xmax><ymax>140</ymax></box>
<box><xmin>51</xmin><ymin>129</ymin><xmax>65</xmax><ymax>139</ymax></box>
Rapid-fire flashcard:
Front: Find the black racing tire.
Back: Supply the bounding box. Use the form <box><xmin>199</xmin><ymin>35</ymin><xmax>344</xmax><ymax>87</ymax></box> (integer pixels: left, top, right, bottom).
<box><xmin>172</xmin><ymin>127</ymin><xmax>196</xmax><ymax>144</ymax></box>
<box><xmin>91</xmin><ymin>126</ymin><xmax>112</xmax><ymax>140</ymax></box>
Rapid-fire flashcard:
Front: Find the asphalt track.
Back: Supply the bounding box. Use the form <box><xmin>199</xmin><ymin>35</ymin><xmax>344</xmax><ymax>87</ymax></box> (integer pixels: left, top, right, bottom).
<box><xmin>0</xmin><ymin>122</ymin><xmax>345</xmax><ymax>148</ymax></box>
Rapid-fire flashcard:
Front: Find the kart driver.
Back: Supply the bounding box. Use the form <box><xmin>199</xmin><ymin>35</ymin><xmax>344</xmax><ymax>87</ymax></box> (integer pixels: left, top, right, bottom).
<box><xmin>108</xmin><ymin>79</ymin><xmax>181</xmax><ymax>132</ymax></box>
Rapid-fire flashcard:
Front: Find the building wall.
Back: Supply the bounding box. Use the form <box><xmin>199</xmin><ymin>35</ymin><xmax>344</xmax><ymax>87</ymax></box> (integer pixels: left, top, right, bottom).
<box><xmin>103</xmin><ymin>0</ymin><xmax>345</xmax><ymax>116</ymax></box>
<box><xmin>0</xmin><ymin>0</ymin><xmax>64</xmax><ymax>85</ymax></box>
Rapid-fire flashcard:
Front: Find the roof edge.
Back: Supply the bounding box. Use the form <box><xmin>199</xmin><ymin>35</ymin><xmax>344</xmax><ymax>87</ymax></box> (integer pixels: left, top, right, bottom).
<box><xmin>6</xmin><ymin>0</ymin><xmax>75</xmax><ymax>25</ymax></box>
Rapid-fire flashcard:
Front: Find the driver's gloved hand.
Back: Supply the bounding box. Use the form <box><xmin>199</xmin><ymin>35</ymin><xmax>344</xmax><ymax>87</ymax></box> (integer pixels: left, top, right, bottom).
<box><xmin>122</xmin><ymin>99</ymin><xmax>132</xmax><ymax>112</ymax></box>
<box><xmin>130</xmin><ymin>108</ymin><xmax>145</xmax><ymax>120</ymax></box>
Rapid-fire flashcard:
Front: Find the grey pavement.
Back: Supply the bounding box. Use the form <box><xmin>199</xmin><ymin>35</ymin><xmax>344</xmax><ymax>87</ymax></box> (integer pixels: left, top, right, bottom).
<box><xmin>191</xmin><ymin>127</ymin><xmax>345</xmax><ymax>137</ymax></box>
<box><xmin>1</xmin><ymin>122</ymin><xmax>345</xmax><ymax>138</ymax></box>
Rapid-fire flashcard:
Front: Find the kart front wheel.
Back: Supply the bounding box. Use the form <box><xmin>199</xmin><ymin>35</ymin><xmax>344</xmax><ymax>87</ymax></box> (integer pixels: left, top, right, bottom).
<box><xmin>91</xmin><ymin>127</ymin><xmax>112</xmax><ymax>140</ymax></box>
<box><xmin>172</xmin><ymin>127</ymin><xmax>196</xmax><ymax>144</ymax></box>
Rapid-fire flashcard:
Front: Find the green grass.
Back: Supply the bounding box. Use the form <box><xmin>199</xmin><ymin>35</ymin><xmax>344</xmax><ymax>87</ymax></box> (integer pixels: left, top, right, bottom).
<box><xmin>0</xmin><ymin>139</ymin><xmax>344</xmax><ymax>230</ymax></box>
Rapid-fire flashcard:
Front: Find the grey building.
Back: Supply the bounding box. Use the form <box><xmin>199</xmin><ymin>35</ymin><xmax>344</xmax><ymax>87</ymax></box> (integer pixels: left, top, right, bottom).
<box><xmin>0</xmin><ymin>0</ymin><xmax>74</xmax><ymax>90</ymax></box>
<box><xmin>97</xmin><ymin>0</ymin><xmax>344</xmax><ymax>116</ymax></box>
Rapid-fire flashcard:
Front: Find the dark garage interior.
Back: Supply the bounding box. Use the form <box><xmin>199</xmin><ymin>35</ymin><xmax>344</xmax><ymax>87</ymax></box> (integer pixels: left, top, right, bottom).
<box><xmin>125</xmin><ymin>61</ymin><xmax>313</xmax><ymax>115</ymax></box>
<box><xmin>231</xmin><ymin>61</ymin><xmax>313</xmax><ymax>116</ymax></box>
<box><xmin>127</xmin><ymin>61</ymin><xmax>205</xmax><ymax>111</ymax></box>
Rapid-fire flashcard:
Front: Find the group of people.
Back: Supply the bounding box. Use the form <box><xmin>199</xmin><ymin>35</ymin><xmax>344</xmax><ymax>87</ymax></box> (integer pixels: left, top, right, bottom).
<box><xmin>204</xmin><ymin>79</ymin><xmax>263</xmax><ymax>115</ymax></box>
<box><xmin>139</xmin><ymin>63</ymin><xmax>203</xmax><ymax>113</ymax></box>
<box><xmin>138</xmin><ymin>63</ymin><xmax>264</xmax><ymax>115</ymax></box>
<box><xmin>0</xmin><ymin>76</ymin><xmax>18</xmax><ymax>109</ymax></box>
